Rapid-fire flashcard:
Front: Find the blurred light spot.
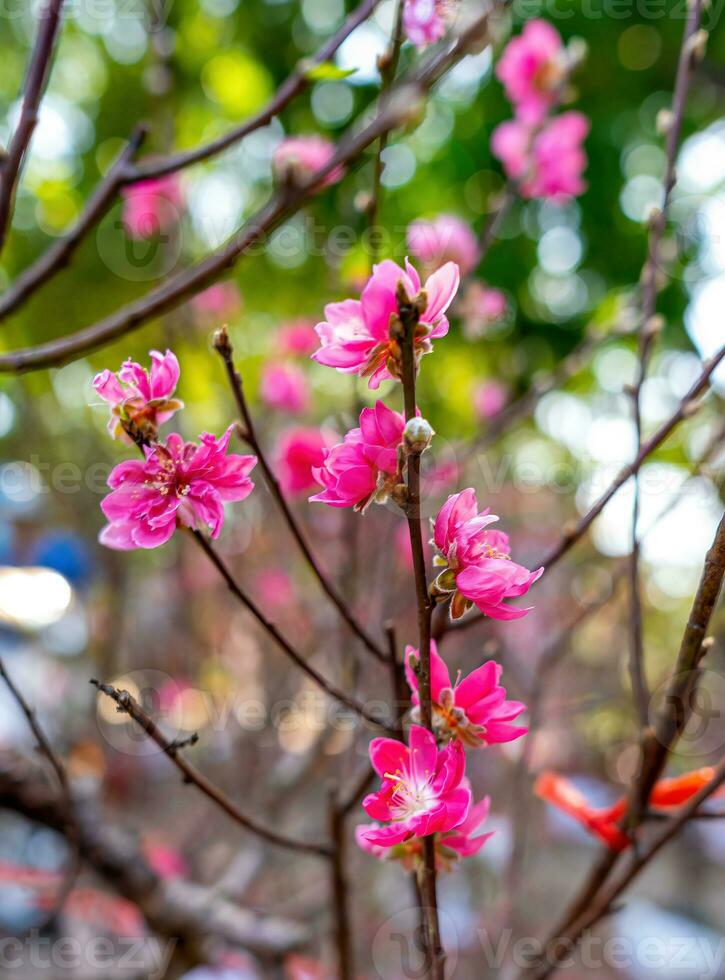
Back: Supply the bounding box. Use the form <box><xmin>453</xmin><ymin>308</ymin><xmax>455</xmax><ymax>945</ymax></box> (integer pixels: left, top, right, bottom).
<box><xmin>43</xmin><ymin>609</ymin><xmax>88</xmax><ymax>657</ymax></box>
<box><xmin>678</xmin><ymin>122</ymin><xmax>725</xmax><ymax>194</ymax></box>
<box><xmin>659</xmin><ymin>350</ymin><xmax>703</xmax><ymax>398</ymax></box>
<box><xmin>21</xmin><ymin>96</ymin><xmax>94</xmax><ymax>163</ymax></box>
<box><xmin>202</xmin><ymin>51</ymin><xmax>273</xmax><ymax>116</ymax></box>
<box><xmin>380</xmin><ymin>143</ymin><xmax>416</xmax><ymax>188</ymax></box>
<box><xmin>618</xmin><ymin>25</ymin><xmax>661</xmax><ymax>71</ymax></box>
<box><xmin>268</xmin><ymin>216</ymin><xmax>309</xmax><ymax>268</ymax></box>
<box><xmin>538</xmin><ymin>199</ymin><xmax>581</xmax><ymax>233</ymax></box>
<box><xmin>410</xmin><ymin>101</ymin><xmax>455</xmax><ymax>160</ymax></box>
<box><xmin>104</xmin><ymin>19</ymin><xmax>148</xmax><ymax>64</ymax></box>
<box><xmin>537</xmin><ymin>226</ymin><xmax>583</xmax><ymax>275</ymax></box>
<box><xmin>640</xmin><ymin>376</ymin><xmax>677</xmax><ymax>425</ymax></box>
<box><xmin>189</xmin><ymin>173</ymin><xmax>246</xmax><ymax>248</ymax></box>
<box><xmin>587</xmin><ymin>416</ymin><xmax>637</xmax><ymax>465</ymax></box>
<box><xmin>529</xmin><ymin>270</ymin><xmax>589</xmax><ymax>318</ymax></box>
<box><xmin>593</xmin><ymin>345</ymin><xmax>637</xmax><ymax>393</ymax></box>
<box><xmin>685</xmin><ymin>274</ymin><xmax>725</xmax><ymax>392</ymax></box>
<box><xmin>311</xmin><ymin>81</ymin><xmax>354</xmax><ymax>126</ymax></box>
<box><xmin>620</xmin><ymin>175</ymin><xmax>662</xmax><ymax>222</ymax></box>
<box><xmin>0</xmin><ymin>567</ymin><xmax>72</xmax><ymax>629</ymax></box>
<box><xmin>335</xmin><ymin>22</ymin><xmax>387</xmax><ymax>84</ymax></box>
<box><xmin>0</xmin><ymin>462</ymin><xmax>43</xmax><ymax>515</ymax></box>
<box><xmin>622</xmin><ymin>142</ymin><xmax>665</xmax><ymax>181</ymax></box>
<box><xmin>302</xmin><ymin>0</ymin><xmax>344</xmax><ymax>32</ymax></box>
<box><xmin>437</xmin><ymin>50</ymin><xmax>492</xmax><ymax>107</ymax></box>
<box><xmin>202</xmin><ymin>0</ymin><xmax>240</xmax><ymax>11</ymax></box>
<box><xmin>535</xmin><ymin>392</ymin><xmax>592</xmax><ymax>454</ymax></box>
<box><xmin>0</xmin><ymin>394</ymin><xmax>15</xmax><ymax>437</ymax></box>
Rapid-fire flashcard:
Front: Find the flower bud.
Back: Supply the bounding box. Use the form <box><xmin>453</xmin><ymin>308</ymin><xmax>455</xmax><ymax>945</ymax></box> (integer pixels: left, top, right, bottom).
<box><xmin>404</xmin><ymin>417</ymin><xmax>435</xmax><ymax>454</ymax></box>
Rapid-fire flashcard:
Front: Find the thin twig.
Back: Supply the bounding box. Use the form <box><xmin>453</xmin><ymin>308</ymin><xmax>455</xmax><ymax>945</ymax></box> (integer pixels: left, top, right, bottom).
<box><xmin>396</xmin><ymin>283</ymin><xmax>444</xmax><ymax>979</ymax></box>
<box><xmin>191</xmin><ymin>530</ymin><xmax>393</xmax><ymax>733</ymax></box>
<box><xmin>626</xmin><ymin>0</ymin><xmax>704</xmax><ymax>733</ymax></box>
<box><xmin>0</xmin><ymin>4</ymin><xmax>503</xmax><ymax>374</ymax></box>
<box><xmin>0</xmin><ymin>0</ymin><xmax>66</xmax><ymax>254</ymax></box>
<box><xmin>90</xmin><ymin>679</ymin><xmax>333</xmax><ymax>857</ymax></box>
<box><xmin>122</xmin><ymin>0</ymin><xmax>380</xmax><ymax>184</ymax></box>
<box><xmin>212</xmin><ymin>327</ymin><xmax>386</xmax><ymax>662</ymax></box>
<box><xmin>367</xmin><ymin>0</ymin><xmax>405</xmax><ymax>267</ymax></box>
<box><xmin>441</xmin><ymin>343</ymin><xmax>724</xmax><ymax>641</ymax></box>
<box><xmin>0</xmin><ymin>127</ymin><xmax>147</xmax><ymax>322</ymax></box>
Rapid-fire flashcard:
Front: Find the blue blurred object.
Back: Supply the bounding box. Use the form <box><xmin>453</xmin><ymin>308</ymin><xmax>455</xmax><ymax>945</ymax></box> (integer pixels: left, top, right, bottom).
<box><xmin>28</xmin><ymin>530</ymin><xmax>93</xmax><ymax>587</ymax></box>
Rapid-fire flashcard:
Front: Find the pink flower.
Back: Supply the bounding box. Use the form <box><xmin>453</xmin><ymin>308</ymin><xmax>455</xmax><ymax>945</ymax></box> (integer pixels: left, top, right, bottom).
<box><xmin>276</xmin><ymin>320</ymin><xmax>319</xmax><ymax>357</ymax></box>
<box><xmin>121</xmin><ymin>174</ymin><xmax>183</xmax><ymax>239</ymax></box>
<box><xmin>405</xmin><ymin>640</ymin><xmax>527</xmax><ymax>747</ymax></box>
<box><xmin>260</xmin><ymin>363</ymin><xmax>310</xmax><ymax>414</ymax></box>
<box><xmin>358</xmin><ymin>725</ymin><xmax>471</xmax><ymax>848</ymax></box>
<box><xmin>407</xmin><ymin>214</ymin><xmax>480</xmax><ymax>277</ymax></box>
<box><xmin>93</xmin><ymin>349</ymin><xmax>183</xmax><ymax>442</ymax></box>
<box><xmin>312</xmin><ymin>259</ymin><xmax>460</xmax><ymax>389</ymax></box>
<box><xmin>403</xmin><ymin>0</ymin><xmax>450</xmax><ymax>48</ymax></box>
<box><xmin>310</xmin><ymin>401</ymin><xmax>405</xmax><ymax>511</ymax></box>
<box><xmin>191</xmin><ymin>282</ymin><xmax>242</xmax><ymax>321</ymax></box>
<box><xmin>356</xmin><ymin>786</ymin><xmax>493</xmax><ymax>870</ymax></box>
<box><xmin>492</xmin><ymin>112</ymin><xmax>589</xmax><ymax>201</ymax></box>
<box><xmin>473</xmin><ymin>380</ymin><xmax>508</xmax><ymax>420</ymax></box>
<box><xmin>496</xmin><ymin>20</ymin><xmax>565</xmax><ymax>124</ymax></box>
<box><xmin>258</xmin><ymin>568</ymin><xmax>295</xmax><ymax>612</ymax></box>
<box><xmin>276</xmin><ymin>426</ymin><xmax>336</xmax><ymax>496</ymax></box>
<box><xmin>458</xmin><ymin>282</ymin><xmax>507</xmax><ymax>339</ymax></box>
<box><xmin>272</xmin><ymin>136</ymin><xmax>344</xmax><ymax>189</ymax></box>
<box><xmin>99</xmin><ymin>426</ymin><xmax>256</xmax><ymax>550</ymax></box>
<box><xmin>432</xmin><ymin>488</ymin><xmax>543</xmax><ymax>620</ymax></box>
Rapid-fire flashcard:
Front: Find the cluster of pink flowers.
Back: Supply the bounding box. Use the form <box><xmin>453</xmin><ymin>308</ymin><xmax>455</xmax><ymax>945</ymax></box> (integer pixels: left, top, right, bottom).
<box><xmin>310</xmin><ymin>400</ymin><xmax>405</xmax><ymax>511</ymax></box>
<box><xmin>95</xmin><ymin>352</ymin><xmax>257</xmax><ymax>550</ymax></box>
<box><xmin>312</xmin><ymin>258</ymin><xmax>459</xmax><ymax>389</ymax></box>
<box><xmin>432</xmin><ymin>488</ymin><xmax>543</xmax><ymax>620</ymax></box>
<box><xmin>93</xmin><ymin>349</ymin><xmax>183</xmax><ymax>442</ymax></box>
<box><xmin>491</xmin><ymin>20</ymin><xmax>589</xmax><ymax>201</ymax></box>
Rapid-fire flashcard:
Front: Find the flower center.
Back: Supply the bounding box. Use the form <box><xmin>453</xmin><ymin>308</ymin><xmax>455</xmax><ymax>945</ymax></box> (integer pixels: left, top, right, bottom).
<box><xmin>384</xmin><ymin>768</ymin><xmax>437</xmax><ymax>820</ymax></box>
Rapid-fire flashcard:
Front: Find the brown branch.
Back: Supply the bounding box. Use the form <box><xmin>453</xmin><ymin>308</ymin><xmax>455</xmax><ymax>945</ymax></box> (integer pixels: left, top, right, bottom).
<box><xmin>0</xmin><ymin>0</ymin><xmax>66</xmax><ymax>254</ymax></box>
<box><xmin>191</xmin><ymin>530</ymin><xmax>394</xmax><ymax>732</ymax></box>
<box><xmin>0</xmin><ymin>4</ymin><xmax>503</xmax><ymax>375</ymax></box>
<box><xmin>0</xmin><ymin>126</ymin><xmax>147</xmax><ymax>322</ymax></box>
<box><xmin>212</xmin><ymin>327</ymin><xmax>386</xmax><ymax>662</ymax></box>
<box><xmin>0</xmin><ymin>656</ymin><xmax>80</xmax><ymax>920</ymax></box>
<box><xmin>366</xmin><ymin>0</ymin><xmax>405</xmax><ymax>267</ymax></box>
<box><xmin>0</xmin><ymin>752</ymin><xmax>308</xmax><ymax>964</ymax></box>
<box><xmin>328</xmin><ymin>785</ymin><xmax>353</xmax><ymax>980</ymax></box>
<box><xmin>626</xmin><ymin>0</ymin><xmax>704</xmax><ymax>733</ymax></box>
<box><xmin>396</xmin><ymin>283</ymin><xmax>444</xmax><ymax>978</ymax></box>
<box><xmin>122</xmin><ymin>0</ymin><xmax>379</xmax><ymax>184</ymax></box>
<box><xmin>90</xmin><ymin>679</ymin><xmax>334</xmax><ymax>857</ymax></box>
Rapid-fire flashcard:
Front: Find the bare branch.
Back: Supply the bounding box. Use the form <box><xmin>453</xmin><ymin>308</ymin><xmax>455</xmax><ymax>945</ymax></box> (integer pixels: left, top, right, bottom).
<box><xmin>190</xmin><ymin>531</ymin><xmax>394</xmax><ymax>732</ymax></box>
<box><xmin>122</xmin><ymin>0</ymin><xmax>380</xmax><ymax>184</ymax></box>
<box><xmin>213</xmin><ymin>327</ymin><xmax>387</xmax><ymax>662</ymax></box>
<box><xmin>90</xmin><ymin>679</ymin><xmax>334</xmax><ymax>857</ymax></box>
<box><xmin>0</xmin><ymin>0</ymin><xmax>66</xmax><ymax>254</ymax></box>
<box><xmin>0</xmin><ymin>127</ymin><xmax>147</xmax><ymax>322</ymax></box>
<box><xmin>0</xmin><ymin>4</ymin><xmax>503</xmax><ymax>374</ymax></box>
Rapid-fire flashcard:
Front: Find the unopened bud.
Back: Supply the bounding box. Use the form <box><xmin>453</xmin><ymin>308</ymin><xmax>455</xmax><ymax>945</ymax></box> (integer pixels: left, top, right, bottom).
<box><xmin>644</xmin><ymin>314</ymin><xmax>664</xmax><ymax>339</ymax></box>
<box><xmin>212</xmin><ymin>325</ymin><xmax>232</xmax><ymax>356</ymax></box>
<box><xmin>391</xmin><ymin>483</ymin><xmax>410</xmax><ymax>508</ymax></box>
<box><xmin>566</xmin><ymin>37</ymin><xmax>588</xmax><ymax>70</ymax></box>
<box><xmin>656</xmin><ymin>108</ymin><xmax>675</xmax><ymax>136</ymax></box>
<box><xmin>404</xmin><ymin>417</ymin><xmax>434</xmax><ymax>454</ymax></box>
<box><xmin>687</xmin><ymin>28</ymin><xmax>708</xmax><ymax>62</ymax></box>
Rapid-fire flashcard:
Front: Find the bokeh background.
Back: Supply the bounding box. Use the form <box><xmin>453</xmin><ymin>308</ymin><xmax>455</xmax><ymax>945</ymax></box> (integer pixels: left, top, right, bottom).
<box><xmin>0</xmin><ymin>0</ymin><xmax>723</xmax><ymax>977</ymax></box>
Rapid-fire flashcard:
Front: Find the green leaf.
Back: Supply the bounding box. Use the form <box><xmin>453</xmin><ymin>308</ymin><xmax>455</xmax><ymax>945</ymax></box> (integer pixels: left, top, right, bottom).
<box><xmin>304</xmin><ymin>61</ymin><xmax>357</xmax><ymax>81</ymax></box>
